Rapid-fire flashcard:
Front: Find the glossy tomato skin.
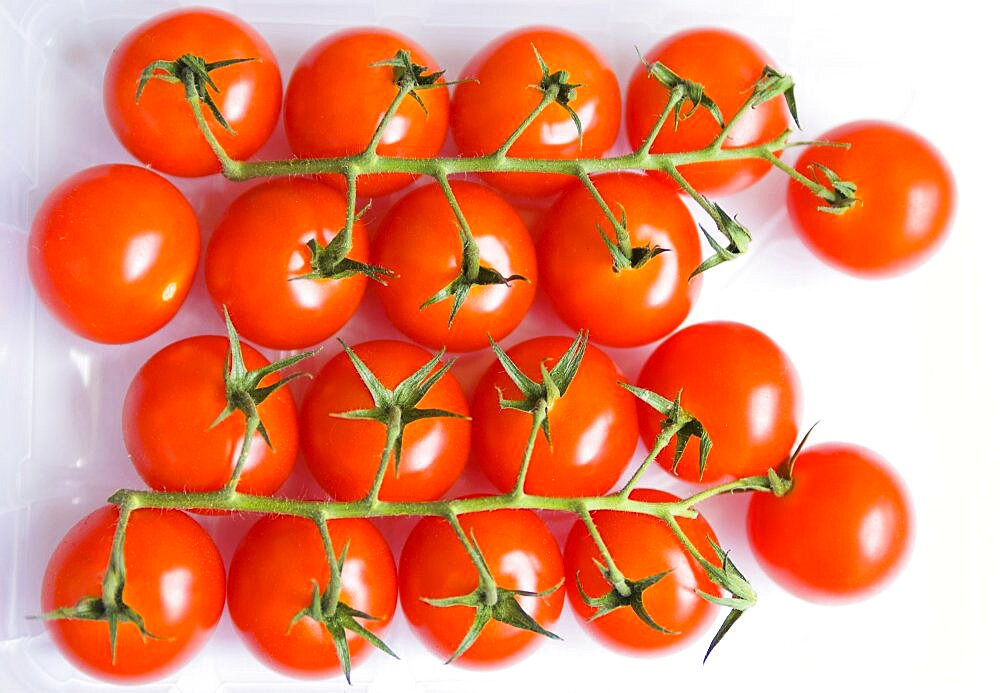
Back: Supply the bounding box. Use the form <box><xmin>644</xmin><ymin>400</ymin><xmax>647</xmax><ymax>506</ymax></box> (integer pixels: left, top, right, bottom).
<box><xmin>372</xmin><ymin>181</ymin><xmax>537</xmax><ymax>351</ymax></box>
<box><xmin>565</xmin><ymin>489</ymin><xmax>721</xmax><ymax>653</ymax></box>
<box><xmin>41</xmin><ymin>506</ymin><xmax>225</xmax><ymax>681</ymax></box>
<box><xmin>104</xmin><ymin>8</ymin><xmax>282</xmax><ymax>177</ymax></box>
<box><xmin>205</xmin><ymin>178</ymin><xmax>370</xmax><ymax>350</ymax></box>
<box><xmin>399</xmin><ymin>508</ymin><xmax>564</xmax><ymax>667</ymax></box>
<box><xmin>627</xmin><ymin>29</ymin><xmax>788</xmax><ymax>194</ymax></box>
<box><xmin>787</xmin><ymin>121</ymin><xmax>955</xmax><ymax>277</ymax></box>
<box><xmin>452</xmin><ymin>27</ymin><xmax>621</xmax><ymax>198</ymax></box>
<box><xmin>122</xmin><ymin>335</ymin><xmax>298</xmax><ymax>497</ymax></box>
<box><xmin>537</xmin><ymin>172</ymin><xmax>702</xmax><ymax>347</ymax></box>
<box><xmin>636</xmin><ymin>321</ymin><xmax>801</xmax><ymax>484</ymax></box>
<box><xmin>28</xmin><ymin>164</ymin><xmax>199</xmax><ymax>344</ymax></box>
<box><xmin>300</xmin><ymin>340</ymin><xmax>470</xmax><ymax>502</ymax></box>
<box><xmin>228</xmin><ymin>515</ymin><xmax>397</xmax><ymax>677</ymax></box>
<box><xmin>284</xmin><ymin>29</ymin><xmax>449</xmax><ymax>197</ymax></box>
<box><xmin>747</xmin><ymin>443</ymin><xmax>912</xmax><ymax>602</ymax></box>
<box><xmin>472</xmin><ymin>336</ymin><xmax>638</xmax><ymax>496</ymax></box>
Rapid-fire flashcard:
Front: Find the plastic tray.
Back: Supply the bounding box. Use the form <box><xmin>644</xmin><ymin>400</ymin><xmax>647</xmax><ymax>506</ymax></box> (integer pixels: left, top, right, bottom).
<box><xmin>1</xmin><ymin>0</ymin><xmax>993</xmax><ymax>691</ymax></box>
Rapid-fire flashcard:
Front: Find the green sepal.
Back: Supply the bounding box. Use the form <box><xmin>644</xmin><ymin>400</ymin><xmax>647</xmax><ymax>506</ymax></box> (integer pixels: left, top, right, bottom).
<box><xmin>575</xmin><ymin>562</ymin><xmax>675</xmax><ymax>635</ymax></box>
<box><xmin>209</xmin><ymin>307</ymin><xmax>318</xmax><ymax>448</ymax></box>
<box><xmin>693</xmin><ymin>537</ymin><xmax>756</xmax><ymax>662</ymax></box>
<box><xmin>370</xmin><ymin>49</ymin><xmax>470</xmax><ymax>115</ymax></box>
<box><xmin>637</xmin><ymin>49</ymin><xmax>724</xmax><ymax>129</ymax></box>
<box><xmin>291</xmin><ymin>201</ymin><xmax>394</xmax><ymax>285</ymax></box>
<box><xmin>531</xmin><ymin>44</ymin><xmax>585</xmax><ymax>148</ymax></box>
<box><xmin>753</xmin><ymin>66</ymin><xmax>800</xmax><ymax>129</ymax></box>
<box><xmin>808</xmin><ymin>162</ymin><xmax>860</xmax><ymax>214</ymax></box>
<box><xmin>595</xmin><ymin>204</ymin><xmax>669</xmax><ymax>273</ymax></box>
<box><xmin>38</xmin><ymin>594</ymin><xmax>167</xmax><ymax>665</ymax></box>
<box><xmin>620</xmin><ymin>384</ymin><xmax>712</xmax><ymax>479</ymax></box>
<box><xmin>690</xmin><ymin>203</ymin><xmax>753</xmax><ymax>279</ymax></box>
<box><xmin>765</xmin><ymin>420</ymin><xmax>821</xmax><ymax>496</ymax></box>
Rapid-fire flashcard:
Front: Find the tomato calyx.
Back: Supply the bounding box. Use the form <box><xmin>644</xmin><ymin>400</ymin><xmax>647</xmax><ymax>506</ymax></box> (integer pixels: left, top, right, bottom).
<box><xmin>331</xmin><ymin>340</ymin><xmax>467</xmax><ymax>502</ymax></box>
<box><xmin>370</xmin><ymin>49</ymin><xmax>464</xmax><ymax>116</ymax></box>
<box><xmin>292</xmin><ymin>202</ymin><xmax>394</xmax><ymax>284</ymax></box>
<box><xmin>575</xmin><ymin>563</ymin><xmax>677</xmax><ymax>634</ymax></box>
<box><xmin>136</xmin><ymin>53</ymin><xmax>258</xmax><ymax>134</ymax></box>
<box><xmin>638</xmin><ymin>51</ymin><xmax>724</xmax><ymax>132</ymax></box>
<box><xmin>622</xmin><ymin>384</ymin><xmax>712</xmax><ymax>479</ymax></box>
<box><xmin>752</xmin><ymin>66</ymin><xmax>800</xmax><ymax>129</ymax></box>
<box><xmin>691</xmin><ymin>203</ymin><xmax>753</xmax><ymax>278</ymax></box>
<box><xmin>595</xmin><ymin>205</ymin><xmax>669</xmax><ymax>273</ymax></box>
<box><xmin>528</xmin><ymin>45</ymin><xmax>585</xmax><ymax>147</ymax></box>
<box><xmin>763</xmin><ymin>421</ymin><xmax>820</xmax><ymax>498</ymax></box>
<box><xmin>806</xmin><ymin>162</ymin><xmax>860</xmax><ymax>214</ymax></box>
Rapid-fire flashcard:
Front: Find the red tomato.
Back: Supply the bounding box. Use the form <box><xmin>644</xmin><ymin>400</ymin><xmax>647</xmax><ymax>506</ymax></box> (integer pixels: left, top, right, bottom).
<box><xmin>636</xmin><ymin>321</ymin><xmax>801</xmax><ymax>484</ymax></box>
<box><xmin>564</xmin><ymin>489</ymin><xmax>721</xmax><ymax>652</ymax></box>
<box><xmin>28</xmin><ymin>164</ymin><xmax>199</xmax><ymax>344</ymax></box>
<box><xmin>372</xmin><ymin>181</ymin><xmax>537</xmax><ymax>352</ymax></box>
<box><xmin>300</xmin><ymin>340</ymin><xmax>470</xmax><ymax>502</ymax></box>
<box><xmin>205</xmin><ymin>178</ymin><xmax>371</xmax><ymax>350</ymax></box>
<box><xmin>537</xmin><ymin>172</ymin><xmax>702</xmax><ymax>347</ymax></box>
<box><xmin>228</xmin><ymin>515</ymin><xmax>397</xmax><ymax>677</ymax></box>
<box><xmin>284</xmin><ymin>29</ymin><xmax>449</xmax><ymax>197</ymax></box>
<box><xmin>747</xmin><ymin>443</ymin><xmax>912</xmax><ymax>602</ymax></box>
<box><xmin>399</xmin><ymin>508</ymin><xmax>564</xmax><ymax>667</ymax></box>
<box><xmin>787</xmin><ymin>121</ymin><xmax>955</xmax><ymax>277</ymax></box>
<box><xmin>104</xmin><ymin>8</ymin><xmax>282</xmax><ymax>177</ymax></box>
<box><xmin>451</xmin><ymin>27</ymin><xmax>621</xmax><ymax>198</ymax></box>
<box><xmin>627</xmin><ymin>29</ymin><xmax>789</xmax><ymax>194</ymax></box>
<box><xmin>471</xmin><ymin>336</ymin><xmax>638</xmax><ymax>496</ymax></box>
<box><xmin>41</xmin><ymin>506</ymin><xmax>225</xmax><ymax>681</ymax></box>
<box><xmin>122</xmin><ymin>335</ymin><xmax>298</xmax><ymax>497</ymax></box>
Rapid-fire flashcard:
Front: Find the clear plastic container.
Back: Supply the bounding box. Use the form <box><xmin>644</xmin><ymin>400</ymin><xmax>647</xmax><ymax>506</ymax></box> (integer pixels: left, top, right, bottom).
<box><xmin>1</xmin><ymin>0</ymin><xmax>990</xmax><ymax>691</ymax></box>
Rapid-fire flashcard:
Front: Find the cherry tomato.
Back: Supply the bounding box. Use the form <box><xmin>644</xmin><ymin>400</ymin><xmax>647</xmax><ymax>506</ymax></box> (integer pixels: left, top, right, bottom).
<box><xmin>399</xmin><ymin>507</ymin><xmax>564</xmax><ymax>667</ymax></box>
<box><xmin>537</xmin><ymin>172</ymin><xmax>702</xmax><ymax>347</ymax></box>
<box><xmin>636</xmin><ymin>321</ymin><xmax>801</xmax><ymax>484</ymax></box>
<box><xmin>41</xmin><ymin>506</ymin><xmax>225</xmax><ymax>681</ymax></box>
<box><xmin>104</xmin><ymin>8</ymin><xmax>282</xmax><ymax>177</ymax></box>
<box><xmin>787</xmin><ymin>121</ymin><xmax>955</xmax><ymax>277</ymax></box>
<box><xmin>300</xmin><ymin>340</ymin><xmax>470</xmax><ymax>502</ymax></box>
<box><xmin>471</xmin><ymin>336</ymin><xmax>638</xmax><ymax>496</ymax></box>
<box><xmin>228</xmin><ymin>515</ymin><xmax>397</xmax><ymax>677</ymax></box>
<box><xmin>284</xmin><ymin>29</ymin><xmax>449</xmax><ymax>198</ymax></box>
<box><xmin>28</xmin><ymin>164</ymin><xmax>199</xmax><ymax>344</ymax></box>
<box><xmin>451</xmin><ymin>27</ymin><xmax>621</xmax><ymax>198</ymax></box>
<box><xmin>747</xmin><ymin>443</ymin><xmax>912</xmax><ymax>602</ymax></box>
<box><xmin>205</xmin><ymin>178</ymin><xmax>371</xmax><ymax>350</ymax></box>
<box><xmin>627</xmin><ymin>29</ymin><xmax>789</xmax><ymax>194</ymax></box>
<box><xmin>122</xmin><ymin>335</ymin><xmax>298</xmax><ymax>498</ymax></box>
<box><xmin>372</xmin><ymin>181</ymin><xmax>537</xmax><ymax>352</ymax></box>
<box><xmin>564</xmin><ymin>489</ymin><xmax>721</xmax><ymax>653</ymax></box>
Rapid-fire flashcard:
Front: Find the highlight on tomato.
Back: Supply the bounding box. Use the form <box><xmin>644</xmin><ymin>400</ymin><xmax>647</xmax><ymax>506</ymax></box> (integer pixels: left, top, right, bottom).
<box><xmin>564</xmin><ymin>489</ymin><xmax>721</xmax><ymax>653</ymax></box>
<box><xmin>471</xmin><ymin>335</ymin><xmax>638</xmax><ymax>497</ymax></box>
<box><xmin>41</xmin><ymin>506</ymin><xmax>226</xmax><ymax>682</ymax></box>
<box><xmin>787</xmin><ymin>120</ymin><xmax>955</xmax><ymax>277</ymax></box>
<box><xmin>372</xmin><ymin>180</ymin><xmax>537</xmax><ymax>352</ymax></box>
<box><xmin>27</xmin><ymin>164</ymin><xmax>199</xmax><ymax>344</ymax></box>
<box><xmin>122</xmin><ymin>335</ymin><xmax>299</xmax><ymax>498</ymax></box>
<box><xmin>284</xmin><ymin>28</ymin><xmax>449</xmax><ymax>197</ymax></box>
<box><xmin>747</xmin><ymin>442</ymin><xmax>912</xmax><ymax>602</ymax></box>
<box><xmin>537</xmin><ymin>172</ymin><xmax>702</xmax><ymax>347</ymax></box>
<box><xmin>228</xmin><ymin>515</ymin><xmax>398</xmax><ymax>679</ymax></box>
<box><xmin>626</xmin><ymin>28</ymin><xmax>789</xmax><ymax>194</ymax></box>
<box><xmin>398</xmin><ymin>507</ymin><xmax>565</xmax><ymax>667</ymax></box>
<box><xmin>104</xmin><ymin>8</ymin><xmax>282</xmax><ymax>177</ymax></box>
<box><xmin>205</xmin><ymin>178</ymin><xmax>378</xmax><ymax>350</ymax></box>
<box><xmin>299</xmin><ymin>339</ymin><xmax>470</xmax><ymax>502</ymax></box>
<box><xmin>636</xmin><ymin>321</ymin><xmax>801</xmax><ymax>484</ymax></box>
<box><xmin>451</xmin><ymin>26</ymin><xmax>621</xmax><ymax>198</ymax></box>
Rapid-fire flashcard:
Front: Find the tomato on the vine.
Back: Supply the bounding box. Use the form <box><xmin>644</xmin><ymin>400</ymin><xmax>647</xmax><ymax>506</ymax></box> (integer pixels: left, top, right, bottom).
<box><xmin>41</xmin><ymin>506</ymin><xmax>226</xmax><ymax>681</ymax></box>
<box><xmin>627</xmin><ymin>28</ymin><xmax>789</xmax><ymax>194</ymax></box>
<box><xmin>537</xmin><ymin>172</ymin><xmax>702</xmax><ymax>347</ymax></box>
<box><xmin>205</xmin><ymin>178</ymin><xmax>372</xmax><ymax>350</ymax></box>
<box><xmin>28</xmin><ymin>164</ymin><xmax>199</xmax><ymax>344</ymax></box>
<box><xmin>399</xmin><ymin>508</ymin><xmax>564</xmax><ymax>667</ymax></box>
<box><xmin>122</xmin><ymin>335</ymin><xmax>298</xmax><ymax>497</ymax></box>
<box><xmin>471</xmin><ymin>336</ymin><xmax>638</xmax><ymax>496</ymax></box>
<box><xmin>747</xmin><ymin>443</ymin><xmax>912</xmax><ymax>602</ymax></box>
<box><xmin>300</xmin><ymin>340</ymin><xmax>470</xmax><ymax>502</ymax></box>
<box><xmin>284</xmin><ymin>29</ymin><xmax>449</xmax><ymax>198</ymax></box>
<box><xmin>787</xmin><ymin>120</ymin><xmax>955</xmax><ymax>277</ymax></box>
<box><xmin>228</xmin><ymin>515</ymin><xmax>398</xmax><ymax>677</ymax></box>
<box><xmin>104</xmin><ymin>8</ymin><xmax>282</xmax><ymax>177</ymax></box>
<box><xmin>372</xmin><ymin>180</ymin><xmax>537</xmax><ymax>352</ymax></box>
<box><xmin>451</xmin><ymin>27</ymin><xmax>621</xmax><ymax>198</ymax></box>
<box><xmin>564</xmin><ymin>488</ymin><xmax>721</xmax><ymax>653</ymax></box>
<box><xmin>636</xmin><ymin>321</ymin><xmax>801</xmax><ymax>484</ymax></box>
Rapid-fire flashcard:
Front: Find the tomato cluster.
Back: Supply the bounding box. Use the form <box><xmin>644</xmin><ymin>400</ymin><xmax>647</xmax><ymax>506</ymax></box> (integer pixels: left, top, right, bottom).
<box><xmin>31</xmin><ymin>6</ymin><xmax>938</xmax><ymax>685</ymax></box>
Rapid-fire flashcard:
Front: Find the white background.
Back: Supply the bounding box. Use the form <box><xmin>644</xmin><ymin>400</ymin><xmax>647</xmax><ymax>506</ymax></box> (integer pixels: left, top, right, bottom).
<box><xmin>1</xmin><ymin>0</ymin><xmax>998</xmax><ymax>691</ymax></box>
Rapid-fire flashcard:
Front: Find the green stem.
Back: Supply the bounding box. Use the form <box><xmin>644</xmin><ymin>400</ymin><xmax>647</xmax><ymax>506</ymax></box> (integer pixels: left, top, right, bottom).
<box><xmin>661</xmin><ymin>160</ymin><xmax>723</xmax><ymax>224</ymax></box>
<box><xmin>510</xmin><ymin>404</ymin><xmax>546</xmax><ymax>499</ymax></box>
<box><xmin>577</xmin><ymin>505</ymin><xmax>631</xmax><ymax>597</ymax></box>
<box><xmin>182</xmin><ymin>70</ymin><xmax>239</xmax><ymax>178</ymax></box>
<box><xmin>434</xmin><ymin>171</ymin><xmax>478</xmax><ymax>279</ymax></box>
<box><xmin>314</xmin><ymin>515</ymin><xmax>343</xmax><ymax>610</ymax></box>
<box><xmin>101</xmin><ymin>499</ymin><xmax>134</xmax><ymax>607</ymax></box>
<box><xmin>617</xmin><ymin>422</ymin><xmax>680</xmax><ymax>499</ymax></box>
<box><xmin>638</xmin><ymin>89</ymin><xmax>684</xmax><ymax>156</ymax></box>
<box><xmin>362</xmin><ymin>82</ymin><xmax>413</xmax><ymax>160</ymax></box>
<box><xmin>675</xmin><ymin>474</ymin><xmax>773</xmax><ymax>509</ymax></box>
<box><xmin>223</xmin><ymin>412</ymin><xmax>259</xmax><ymax>495</ymax></box>
<box><xmin>575</xmin><ymin>170</ymin><xmax>627</xmax><ymax>238</ymax></box>
<box><xmin>492</xmin><ymin>87</ymin><xmax>557</xmax><ymax>158</ymax></box>
<box><xmin>446</xmin><ymin>511</ymin><xmax>498</xmax><ymax>605</ymax></box>
<box><xmin>710</xmin><ymin>96</ymin><xmax>757</xmax><ymax>152</ymax></box>
<box><xmin>364</xmin><ymin>406</ymin><xmax>402</xmax><ymax>506</ymax></box>
<box><xmin>761</xmin><ymin>150</ymin><xmax>837</xmax><ymax>203</ymax></box>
